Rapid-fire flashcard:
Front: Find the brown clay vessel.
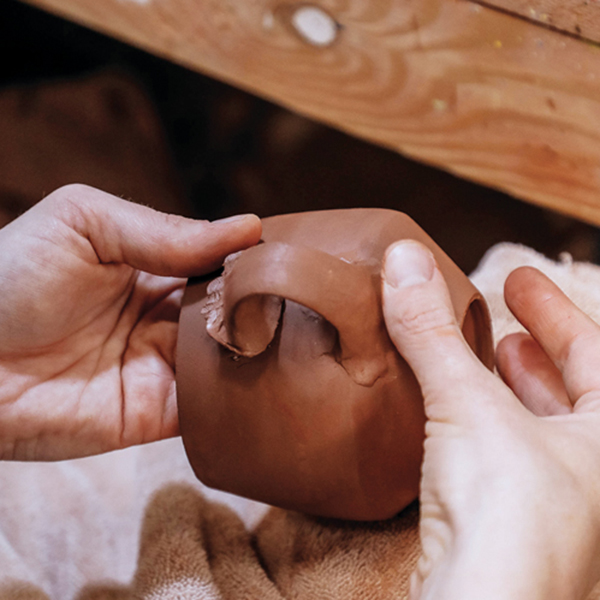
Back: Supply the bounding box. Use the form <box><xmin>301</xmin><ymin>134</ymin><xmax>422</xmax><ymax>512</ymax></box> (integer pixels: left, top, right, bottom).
<box><xmin>176</xmin><ymin>209</ymin><xmax>494</xmax><ymax>520</ymax></box>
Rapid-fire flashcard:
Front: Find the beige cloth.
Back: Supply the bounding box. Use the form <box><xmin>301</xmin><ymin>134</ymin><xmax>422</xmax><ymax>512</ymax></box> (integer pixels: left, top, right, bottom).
<box><xmin>3</xmin><ymin>242</ymin><xmax>600</xmax><ymax>599</ymax></box>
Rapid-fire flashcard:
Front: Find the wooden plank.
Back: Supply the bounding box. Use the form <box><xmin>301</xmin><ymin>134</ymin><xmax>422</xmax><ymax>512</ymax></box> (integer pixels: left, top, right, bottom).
<box><xmin>475</xmin><ymin>0</ymin><xmax>600</xmax><ymax>45</ymax></box>
<box><xmin>20</xmin><ymin>0</ymin><xmax>600</xmax><ymax>226</ymax></box>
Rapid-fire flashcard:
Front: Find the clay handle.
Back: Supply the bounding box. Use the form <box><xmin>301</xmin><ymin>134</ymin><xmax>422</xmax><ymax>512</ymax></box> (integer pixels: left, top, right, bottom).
<box><xmin>210</xmin><ymin>242</ymin><xmax>390</xmax><ymax>387</ymax></box>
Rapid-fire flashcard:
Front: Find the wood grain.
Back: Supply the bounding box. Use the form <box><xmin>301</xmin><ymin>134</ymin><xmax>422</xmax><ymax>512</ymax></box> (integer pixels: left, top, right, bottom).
<box><xmin>21</xmin><ymin>0</ymin><xmax>600</xmax><ymax>226</ymax></box>
<box><xmin>475</xmin><ymin>0</ymin><xmax>600</xmax><ymax>44</ymax></box>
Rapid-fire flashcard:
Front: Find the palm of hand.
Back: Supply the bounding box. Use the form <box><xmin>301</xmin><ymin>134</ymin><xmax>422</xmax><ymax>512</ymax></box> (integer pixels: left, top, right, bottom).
<box><xmin>417</xmin><ymin>394</ymin><xmax>600</xmax><ymax>600</ymax></box>
<box><xmin>413</xmin><ymin>268</ymin><xmax>600</xmax><ymax>600</ymax></box>
<box><xmin>0</xmin><ymin>186</ymin><xmax>261</xmax><ymax>461</ymax></box>
<box><xmin>0</xmin><ymin>221</ymin><xmax>183</xmax><ymax>460</ymax></box>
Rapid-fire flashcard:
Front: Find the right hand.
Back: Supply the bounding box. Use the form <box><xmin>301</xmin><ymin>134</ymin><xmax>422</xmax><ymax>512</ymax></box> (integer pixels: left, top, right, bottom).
<box><xmin>382</xmin><ymin>240</ymin><xmax>600</xmax><ymax>600</ymax></box>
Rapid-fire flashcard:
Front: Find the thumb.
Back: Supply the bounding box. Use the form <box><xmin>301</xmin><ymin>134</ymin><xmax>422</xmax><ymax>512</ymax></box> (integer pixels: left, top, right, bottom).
<box><xmin>43</xmin><ymin>184</ymin><xmax>262</xmax><ymax>277</ymax></box>
<box><xmin>382</xmin><ymin>241</ymin><xmax>485</xmax><ymax>409</ymax></box>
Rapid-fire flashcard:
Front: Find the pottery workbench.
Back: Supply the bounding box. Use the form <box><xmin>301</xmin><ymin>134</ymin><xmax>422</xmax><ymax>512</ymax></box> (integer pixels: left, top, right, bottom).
<box><xmin>21</xmin><ymin>0</ymin><xmax>600</xmax><ymax>226</ymax></box>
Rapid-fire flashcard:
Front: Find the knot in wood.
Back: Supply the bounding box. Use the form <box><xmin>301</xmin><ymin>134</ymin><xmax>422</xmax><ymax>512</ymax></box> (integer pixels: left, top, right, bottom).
<box><xmin>290</xmin><ymin>5</ymin><xmax>339</xmax><ymax>47</ymax></box>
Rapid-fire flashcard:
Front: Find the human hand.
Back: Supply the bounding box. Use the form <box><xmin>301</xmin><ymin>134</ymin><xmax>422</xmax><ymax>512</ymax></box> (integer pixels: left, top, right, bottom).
<box><xmin>382</xmin><ymin>241</ymin><xmax>600</xmax><ymax>600</ymax></box>
<box><xmin>0</xmin><ymin>185</ymin><xmax>261</xmax><ymax>461</ymax></box>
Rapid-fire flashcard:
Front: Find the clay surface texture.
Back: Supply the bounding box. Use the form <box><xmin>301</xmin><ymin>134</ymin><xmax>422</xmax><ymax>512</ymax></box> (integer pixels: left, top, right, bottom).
<box><xmin>176</xmin><ymin>209</ymin><xmax>493</xmax><ymax>520</ymax></box>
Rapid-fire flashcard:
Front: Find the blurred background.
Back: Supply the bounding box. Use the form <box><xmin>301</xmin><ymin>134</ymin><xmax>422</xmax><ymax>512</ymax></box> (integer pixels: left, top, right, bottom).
<box><xmin>1</xmin><ymin>0</ymin><xmax>598</xmax><ymax>273</ymax></box>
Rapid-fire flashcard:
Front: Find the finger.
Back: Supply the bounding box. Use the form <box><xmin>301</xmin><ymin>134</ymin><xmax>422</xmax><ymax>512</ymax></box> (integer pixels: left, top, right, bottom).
<box><xmin>41</xmin><ymin>184</ymin><xmax>262</xmax><ymax>276</ymax></box>
<box><xmin>382</xmin><ymin>240</ymin><xmax>493</xmax><ymax>415</ymax></box>
<box><xmin>504</xmin><ymin>267</ymin><xmax>600</xmax><ymax>405</ymax></box>
<box><xmin>496</xmin><ymin>332</ymin><xmax>572</xmax><ymax>416</ymax></box>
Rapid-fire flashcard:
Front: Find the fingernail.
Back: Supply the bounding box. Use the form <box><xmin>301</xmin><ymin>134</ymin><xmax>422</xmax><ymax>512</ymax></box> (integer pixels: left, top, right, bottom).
<box><xmin>213</xmin><ymin>214</ymin><xmax>256</xmax><ymax>225</ymax></box>
<box><xmin>384</xmin><ymin>241</ymin><xmax>435</xmax><ymax>288</ymax></box>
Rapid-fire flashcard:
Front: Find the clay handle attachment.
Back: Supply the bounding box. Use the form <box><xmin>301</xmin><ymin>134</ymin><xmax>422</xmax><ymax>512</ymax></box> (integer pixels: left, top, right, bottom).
<box><xmin>205</xmin><ymin>242</ymin><xmax>390</xmax><ymax>387</ymax></box>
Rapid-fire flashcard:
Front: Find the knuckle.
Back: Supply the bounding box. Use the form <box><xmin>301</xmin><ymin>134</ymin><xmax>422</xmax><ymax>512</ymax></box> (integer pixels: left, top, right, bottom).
<box><xmin>157</xmin><ymin>212</ymin><xmax>197</xmax><ymax>250</ymax></box>
<box><xmin>156</xmin><ymin>210</ymin><xmax>194</xmax><ymax>235</ymax></box>
<box><xmin>160</xmin><ymin>211</ymin><xmax>185</xmax><ymax>229</ymax></box>
<box><xmin>395</xmin><ymin>303</ymin><xmax>457</xmax><ymax>338</ymax></box>
<box><xmin>45</xmin><ymin>183</ymin><xmax>91</xmax><ymax>207</ymax></box>
<box><xmin>42</xmin><ymin>184</ymin><xmax>92</xmax><ymax>223</ymax></box>
<box><xmin>560</xmin><ymin>329</ymin><xmax>599</xmax><ymax>369</ymax></box>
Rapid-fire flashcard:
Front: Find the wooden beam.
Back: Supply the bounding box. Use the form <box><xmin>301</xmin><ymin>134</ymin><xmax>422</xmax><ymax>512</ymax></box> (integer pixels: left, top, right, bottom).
<box><xmin>475</xmin><ymin>0</ymin><xmax>600</xmax><ymax>45</ymax></box>
<box><xmin>20</xmin><ymin>0</ymin><xmax>600</xmax><ymax>226</ymax></box>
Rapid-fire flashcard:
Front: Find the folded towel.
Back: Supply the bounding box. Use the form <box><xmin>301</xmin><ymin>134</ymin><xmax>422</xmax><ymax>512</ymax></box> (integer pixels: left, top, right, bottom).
<box><xmin>2</xmin><ymin>242</ymin><xmax>600</xmax><ymax>600</ymax></box>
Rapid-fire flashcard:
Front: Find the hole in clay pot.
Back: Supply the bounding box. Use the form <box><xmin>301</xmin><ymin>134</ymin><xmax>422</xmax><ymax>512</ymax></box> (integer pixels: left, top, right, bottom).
<box><xmin>461</xmin><ymin>298</ymin><xmax>494</xmax><ymax>370</ymax></box>
<box><xmin>281</xmin><ymin>300</ymin><xmax>339</xmax><ymax>361</ymax></box>
<box><xmin>233</xmin><ymin>293</ymin><xmax>284</xmax><ymax>355</ymax></box>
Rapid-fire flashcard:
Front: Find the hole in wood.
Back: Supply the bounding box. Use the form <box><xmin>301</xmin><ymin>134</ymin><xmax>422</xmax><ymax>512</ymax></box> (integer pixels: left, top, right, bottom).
<box><xmin>290</xmin><ymin>5</ymin><xmax>339</xmax><ymax>47</ymax></box>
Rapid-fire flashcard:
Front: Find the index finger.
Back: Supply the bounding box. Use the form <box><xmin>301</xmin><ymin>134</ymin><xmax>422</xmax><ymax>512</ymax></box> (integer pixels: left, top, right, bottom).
<box><xmin>504</xmin><ymin>267</ymin><xmax>600</xmax><ymax>408</ymax></box>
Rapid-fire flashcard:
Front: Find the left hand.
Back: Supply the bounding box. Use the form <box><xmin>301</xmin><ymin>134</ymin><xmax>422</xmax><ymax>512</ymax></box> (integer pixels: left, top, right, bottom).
<box><xmin>382</xmin><ymin>241</ymin><xmax>600</xmax><ymax>600</ymax></box>
<box><xmin>0</xmin><ymin>184</ymin><xmax>261</xmax><ymax>461</ymax></box>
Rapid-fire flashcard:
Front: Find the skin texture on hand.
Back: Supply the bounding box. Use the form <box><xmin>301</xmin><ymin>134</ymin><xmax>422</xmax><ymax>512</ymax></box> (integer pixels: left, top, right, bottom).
<box><xmin>382</xmin><ymin>241</ymin><xmax>600</xmax><ymax>600</ymax></box>
<box><xmin>0</xmin><ymin>184</ymin><xmax>261</xmax><ymax>460</ymax></box>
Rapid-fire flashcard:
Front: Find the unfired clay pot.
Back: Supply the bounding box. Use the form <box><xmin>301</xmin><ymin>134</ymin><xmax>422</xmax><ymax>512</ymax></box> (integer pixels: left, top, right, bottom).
<box><xmin>176</xmin><ymin>209</ymin><xmax>494</xmax><ymax>521</ymax></box>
